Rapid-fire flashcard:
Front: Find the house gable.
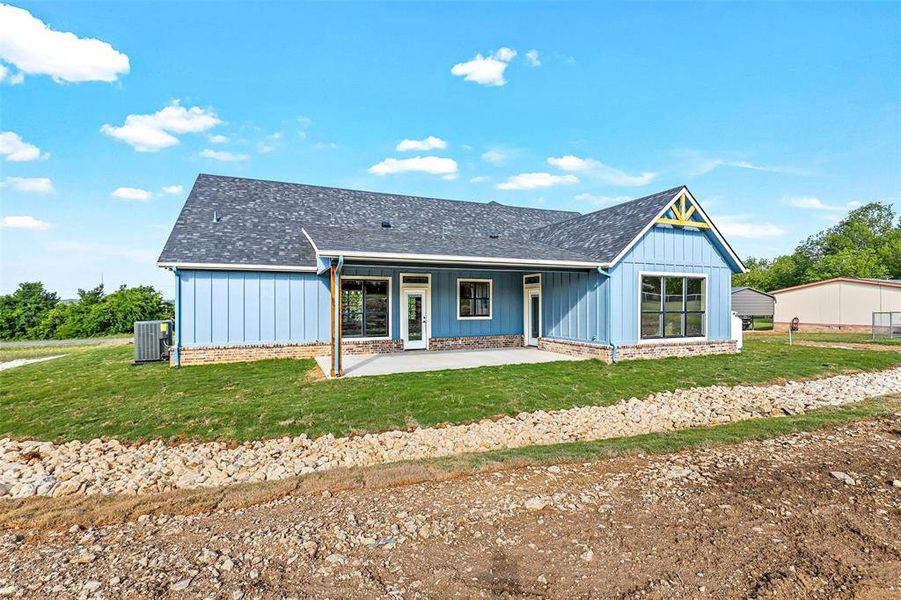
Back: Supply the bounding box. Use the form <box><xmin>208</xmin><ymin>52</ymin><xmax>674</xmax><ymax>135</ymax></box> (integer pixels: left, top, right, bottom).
<box><xmin>607</xmin><ymin>187</ymin><xmax>745</xmax><ymax>274</ymax></box>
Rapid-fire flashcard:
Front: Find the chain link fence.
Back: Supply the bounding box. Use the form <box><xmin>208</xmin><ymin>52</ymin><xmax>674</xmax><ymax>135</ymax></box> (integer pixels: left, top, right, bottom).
<box><xmin>872</xmin><ymin>311</ymin><xmax>901</xmax><ymax>339</ymax></box>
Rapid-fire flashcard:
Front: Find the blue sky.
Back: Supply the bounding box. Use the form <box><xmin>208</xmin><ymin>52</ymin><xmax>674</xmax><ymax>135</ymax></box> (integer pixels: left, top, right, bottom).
<box><xmin>1</xmin><ymin>2</ymin><xmax>899</xmax><ymax>298</ymax></box>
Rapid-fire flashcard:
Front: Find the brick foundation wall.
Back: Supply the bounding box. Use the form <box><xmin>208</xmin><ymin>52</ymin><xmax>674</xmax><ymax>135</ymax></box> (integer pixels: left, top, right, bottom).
<box><xmin>537</xmin><ymin>338</ymin><xmax>612</xmax><ymax>361</ymax></box>
<box><xmin>428</xmin><ymin>334</ymin><xmax>523</xmax><ymax>351</ymax></box>
<box><xmin>174</xmin><ymin>342</ymin><xmax>328</xmax><ymax>366</ymax></box>
<box><xmin>615</xmin><ymin>339</ymin><xmax>738</xmax><ymax>361</ymax></box>
<box><xmin>174</xmin><ymin>335</ymin><xmax>518</xmax><ymax>366</ymax></box>
<box><xmin>537</xmin><ymin>337</ymin><xmax>738</xmax><ymax>363</ymax></box>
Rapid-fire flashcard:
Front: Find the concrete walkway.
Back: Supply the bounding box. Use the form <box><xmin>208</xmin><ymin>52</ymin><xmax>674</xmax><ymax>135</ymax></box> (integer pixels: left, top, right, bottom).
<box><xmin>315</xmin><ymin>347</ymin><xmax>585</xmax><ymax>378</ymax></box>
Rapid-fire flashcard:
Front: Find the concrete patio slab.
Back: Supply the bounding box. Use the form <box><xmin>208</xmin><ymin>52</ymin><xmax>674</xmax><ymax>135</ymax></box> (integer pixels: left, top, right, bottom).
<box><xmin>315</xmin><ymin>347</ymin><xmax>586</xmax><ymax>378</ymax></box>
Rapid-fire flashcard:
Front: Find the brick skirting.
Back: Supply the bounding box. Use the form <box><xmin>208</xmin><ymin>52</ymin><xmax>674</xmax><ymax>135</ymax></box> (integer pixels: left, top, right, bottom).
<box><xmin>537</xmin><ymin>338</ymin><xmax>612</xmax><ymax>361</ymax></box>
<box><xmin>538</xmin><ymin>337</ymin><xmax>738</xmax><ymax>363</ymax></box>
<box><xmin>429</xmin><ymin>335</ymin><xmax>524</xmax><ymax>351</ymax></box>
<box><xmin>174</xmin><ymin>335</ymin><xmax>520</xmax><ymax>366</ymax></box>
<box><xmin>615</xmin><ymin>339</ymin><xmax>738</xmax><ymax>361</ymax></box>
<box><xmin>174</xmin><ymin>342</ymin><xmax>328</xmax><ymax>366</ymax></box>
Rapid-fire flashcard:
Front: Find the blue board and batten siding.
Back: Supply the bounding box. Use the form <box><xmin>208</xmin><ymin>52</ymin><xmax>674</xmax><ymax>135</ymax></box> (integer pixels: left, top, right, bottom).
<box><xmin>609</xmin><ymin>226</ymin><xmax>733</xmax><ymax>344</ymax></box>
<box><xmin>342</xmin><ymin>266</ymin><xmax>524</xmax><ymax>338</ymax></box>
<box><xmin>177</xmin><ymin>270</ymin><xmax>330</xmax><ymax>346</ymax></box>
<box><xmin>174</xmin><ymin>225</ymin><xmax>736</xmax><ymax>349</ymax></box>
<box><xmin>541</xmin><ymin>270</ymin><xmax>608</xmax><ymax>344</ymax></box>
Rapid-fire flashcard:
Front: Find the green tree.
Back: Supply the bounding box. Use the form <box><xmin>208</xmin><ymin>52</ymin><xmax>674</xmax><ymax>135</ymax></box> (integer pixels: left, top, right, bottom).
<box><xmin>805</xmin><ymin>247</ymin><xmax>889</xmax><ymax>281</ymax></box>
<box><xmin>733</xmin><ymin>202</ymin><xmax>899</xmax><ymax>291</ymax></box>
<box><xmin>0</xmin><ymin>282</ymin><xmax>60</xmax><ymax>340</ymax></box>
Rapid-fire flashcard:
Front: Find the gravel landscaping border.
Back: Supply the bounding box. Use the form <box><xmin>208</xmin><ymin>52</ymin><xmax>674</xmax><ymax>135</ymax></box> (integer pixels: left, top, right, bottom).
<box><xmin>2</xmin><ymin>367</ymin><xmax>900</xmax><ymax>499</ymax></box>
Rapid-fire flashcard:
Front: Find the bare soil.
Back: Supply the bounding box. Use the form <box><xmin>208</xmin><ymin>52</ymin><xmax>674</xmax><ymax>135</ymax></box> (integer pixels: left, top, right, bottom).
<box><xmin>1</xmin><ymin>416</ymin><xmax>899</xmax><ymax>599</ymax></box>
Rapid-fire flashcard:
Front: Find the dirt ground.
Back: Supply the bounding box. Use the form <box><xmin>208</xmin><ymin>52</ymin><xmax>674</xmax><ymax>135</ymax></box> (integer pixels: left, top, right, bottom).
<box><xmin>1</xmin><ymin>415</ymin><xmax>899</xmax><ymax>599</ymax></box>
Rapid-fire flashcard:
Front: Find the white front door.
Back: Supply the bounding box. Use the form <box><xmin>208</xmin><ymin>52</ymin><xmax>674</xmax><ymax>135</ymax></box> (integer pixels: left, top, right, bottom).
<box><xmin>402</xmin><ymin>290</ymin><xmax>428</xmax><ymax>350</ymax></box>
<box><xmin>525</xmin><ymin>289</ymin><xmax>541</xmax><ymax>346</ymax></box>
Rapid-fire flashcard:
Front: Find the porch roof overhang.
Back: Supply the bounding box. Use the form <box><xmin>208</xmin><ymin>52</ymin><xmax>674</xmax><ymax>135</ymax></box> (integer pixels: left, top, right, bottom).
<box><xmin>316</xmin><ymin>250</ymin><xmax>604</xmax><ymax>270</ymax></box>
<box><xmin>302</xmin><ymin>224</ymin><xmax>604</xmax><ymax>271</ymax></box>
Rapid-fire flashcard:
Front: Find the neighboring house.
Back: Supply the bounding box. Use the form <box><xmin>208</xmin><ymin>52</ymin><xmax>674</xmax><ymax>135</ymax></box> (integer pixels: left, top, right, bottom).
<box><xmin>731</xmin><ymin>286</ymin><xmax>776</xmax><ymax>329</ymax></box>
<box><xmin>772</xmin><ymin>277</ymin><xmax>901</xmax><ymax>331</ymax></box>
<box><xmin>158</xmin><ymin>175</ymin><xmax>746</xmax><ymax>373</ymax></box>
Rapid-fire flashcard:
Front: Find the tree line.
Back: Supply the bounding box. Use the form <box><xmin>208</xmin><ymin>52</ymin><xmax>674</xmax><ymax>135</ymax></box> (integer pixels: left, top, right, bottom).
<box><xmin>732</xmin><ymin>202</ymin><xmax>900</xmax><ymax>292</ymax></box>
<box><xmin>0</xmin><ymin>282</ymin><xmax>173</xmax><ymax>341</ymax></box>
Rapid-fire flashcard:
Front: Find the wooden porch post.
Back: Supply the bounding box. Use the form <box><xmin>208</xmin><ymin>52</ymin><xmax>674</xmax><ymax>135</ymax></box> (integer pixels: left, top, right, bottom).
<box><xmin>329</xmin><ymin>262</ymin><xmax>344</xmax><ymax>377</ymax></box>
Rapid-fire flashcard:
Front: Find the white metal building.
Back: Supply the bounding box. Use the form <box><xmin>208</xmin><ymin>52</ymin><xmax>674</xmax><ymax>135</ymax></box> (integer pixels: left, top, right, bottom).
<box><xmin>771</xmin><ymin>277</ymin><xmax>901</xmax><ymax>331</ymax></box>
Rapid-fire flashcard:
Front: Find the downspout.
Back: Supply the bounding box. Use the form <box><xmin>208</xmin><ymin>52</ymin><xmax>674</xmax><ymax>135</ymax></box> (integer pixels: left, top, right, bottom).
<box><xmin>172</xmin><ymin>267</ymin><xmax>181</xmax><ymax>368</ymax></box>
<box><xmin>597</xmin><ymin>267</ymin><xmax>617</xmax><ymax>363</ymax></box>
<box><xmin>332</xmin><ymin>256</ymin><xmax>344</xmax><ymax>377</ymax></box>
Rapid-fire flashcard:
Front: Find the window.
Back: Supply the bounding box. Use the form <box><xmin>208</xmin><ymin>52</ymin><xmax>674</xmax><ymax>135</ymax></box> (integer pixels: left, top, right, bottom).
<box><xmin>458</xmin><ymin>279</ymin><xmax>492</xmax><ymax>319</ymax></box>
<box><xmin>342</xmin><ymin>278</ymin><xmax>389</xmax><ymax>338</ymax></box>
<box><xmin>401</xmin><ymin>274</ymin><xmax>430</xmax><ymax>285</ymax></box>
<box><xmin>640</xmin><ymin>275</ymin><xmax>706</xmax><ymax>339</ymax></box>
<box><xmin>523</xmin><ymin>274</ymin><xmax>541</xmax><ymax>286</ymax></box>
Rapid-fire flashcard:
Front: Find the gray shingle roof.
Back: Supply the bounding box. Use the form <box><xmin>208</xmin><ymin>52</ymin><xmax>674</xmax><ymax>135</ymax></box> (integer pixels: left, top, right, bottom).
<box><xmin>159</xmin><ymin>174</ymin><xmax>581</xmax><ymax>267</ymax></box>
<box><xmin>529</xmin><ymin>187</ymin><xmax>683</xmax><ymax>263</ymax></box>
<box><xmin>301</xmin><ymin>223</ymin><xmax>597</xmax><ymax>264</ymax></box>
<box><xmin>159</xmin><ymin>174</ymin><xmax>689</xmax><ymax>269</ymax></box>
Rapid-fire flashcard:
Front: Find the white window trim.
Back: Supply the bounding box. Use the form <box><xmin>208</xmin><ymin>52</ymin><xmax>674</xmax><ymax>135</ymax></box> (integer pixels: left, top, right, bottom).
<box><xmin>637</xmin><ymin>271</ymin><xmax>709</xmax><ymax>344</ymax></box>
<box><xmin>523</xmin><ymin>273</ymin><xmax>542</xmax><ymax>346</ymax></box>
<box><xmin>523</xmin><ymin>272</ymin><xmax>542</xmax><ymax>287</ymax></box>
<box><xmin>340</xmin><ymin>275</ymin><xmax>393</xmax><ymax>341</ymax></box>
<box><xmin>457</xmin><ymin>277</ymin><xmax>493</xmax><ymax>320</ymax></box>
<box><xmin>400</xmin><ymin>273</ymin><xmax>432</xmax><ymax>349</ymax></box>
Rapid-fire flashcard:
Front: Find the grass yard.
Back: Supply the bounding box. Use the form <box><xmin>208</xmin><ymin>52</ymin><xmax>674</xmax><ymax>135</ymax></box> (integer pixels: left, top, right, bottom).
<box><xmin>2</xmin><ymin>336</ymin><xmax>900</xmax><ymax>443</ymax></box>
<box><xmin>790</xmin><ymin>332</ymin><xmax>901</xmax><ymax>346</ymax></box>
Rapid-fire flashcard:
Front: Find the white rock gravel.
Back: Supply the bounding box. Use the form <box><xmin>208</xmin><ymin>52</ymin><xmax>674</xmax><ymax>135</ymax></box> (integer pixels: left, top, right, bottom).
<box><xmin>2</xmin><ymin>367</ymin><xmax>900</xmax><ymax>500</ymax></box>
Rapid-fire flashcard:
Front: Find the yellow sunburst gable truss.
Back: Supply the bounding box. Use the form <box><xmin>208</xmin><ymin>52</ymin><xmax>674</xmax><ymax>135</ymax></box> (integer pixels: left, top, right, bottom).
<box><xmin>656</xmin><ymin>189</ymin><xmax>710</xmax><ymax>229</ymax></box>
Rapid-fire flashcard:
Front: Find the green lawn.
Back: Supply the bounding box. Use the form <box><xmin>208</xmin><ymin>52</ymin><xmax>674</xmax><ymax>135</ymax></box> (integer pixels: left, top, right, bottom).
<box><xmin>789</xmin><ymin>331</ymin><xmax>901</xmax><ymax>346</ymax></box>
<box><xmin>2</xmin><ymin>336</ymin><xmax>899</xmax><ymax>443</ymax></box>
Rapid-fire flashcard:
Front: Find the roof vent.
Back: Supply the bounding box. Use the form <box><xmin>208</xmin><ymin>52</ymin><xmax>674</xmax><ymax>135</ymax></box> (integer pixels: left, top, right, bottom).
<box><xmin>212</xmin><ymin>210</ymin><xmax>221</xmax><ymax>223</ymax></box>
<box><xmin>381</xmin><ymin>220</ymin><xmax>391</xmax><ymax>228</ymax></box>
<box><xmin>488</xmin><ymin>234</ymin><xmax>499</xmax><ymax>239</ymax></box>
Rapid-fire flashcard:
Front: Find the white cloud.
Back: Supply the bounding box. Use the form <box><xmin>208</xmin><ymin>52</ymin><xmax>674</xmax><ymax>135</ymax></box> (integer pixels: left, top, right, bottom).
<box><xmin>547</xmin><ymin>155</ymin><xmax>656</xmax><ymax>186</ymax></box>
<box><xmin>368</xmin><ymin>156</ymin><xmax>458</xmax><ymax>176</ymax></box>
<box><xmin>1</xmin><ymin>176</ymin><xmax>53</xmax><ymax>193</ymax></box>
<box><xmin>574</xmin><ymin>193</ymin><xmax>631</xmax><ymax>206</ymax></box>
<box><xmin>470</xmin><ymin>175</ymin><xmax>490</xmax><ymax>184</ymax></box>
<box><xmin>161</xmin><ymin>185</ymin><xmax>183</xmax><ymax>195</ymax></box>
<box><xmin>451</xmin><ymin>47</ymin><xmax>517</xmax><ymax>86</ymax></box>
<box><xmin>257</xmin><ymin>142</ymin><xmax>274</xmax><ymax>153</ymax></box>
<box><xmin>0</xmin><ymin>4</ymin><xmax>129</xmax><ymax>84</ymax></box>
<box><xmin>396</xmin><ymin>136</ymin><xmax>447</xmax><ymax>152</ymax></box>
<box><xmin>0</xmin><ymin>63</ymin><xmax>23</xmax><ymax>84</ymax></box>
<box><xmin>199</xmin><ymin>149</ymin><xmax>249</xmax><ymax>162</ymax></box>
<box><xmin>525</xmin><ymin>49</ymin><xmax>541</xmax><ymax>67</ymax></box>
<box><xmin>100</xmin><ymin>100</ymin><xmax>221</xmax><ymax>152</ymax></box>
<box><xmin>481</xmin><ymin>148</ymin><xmax>512</xmax><ymax>165</ymax></box>
<box><xmin>715</xmin><ymin>214</ymin><xmax>786</xmax><ymax>238</ymax></box>
<box><xmin>497</xmin><ymin>172</ymin><xmax>579</xmax><ymax>190</ymax></box>
<box><xmin>676</xmin><ymin>151</ymin><xmax>814</xmax><ymax>177</ymax></box>
<box><xmin>111</xmin><ymin>186</ymin><xmax>152</xmax><ymax>201</ymax></box>
<box><xmin>207</xmin><ymin>134</ymin><xmax>229</xmax><ymax>144</ymax></box>
<box><xmin>314</xmin><ymin>141</ymin><xmax>338</xmax><ymax>150</ymax></box>
<box><xmin>0</xmin><ymin>215</ymin><xmax>52</xmax><ymax>230</ymax></box>
<box><xmin>785</xmin><ymin>196</ymin><xmax>861</xmax><ymax>212</ymax></box>
<box><xmin>0</xmin><ymin>131</ymin><xmax>48</xmax><ymax>161</ymax></box>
